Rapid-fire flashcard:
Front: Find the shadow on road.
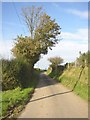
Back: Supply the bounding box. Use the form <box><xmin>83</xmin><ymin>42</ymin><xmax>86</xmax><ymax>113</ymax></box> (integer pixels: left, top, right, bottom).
<box><xmin>30</xmin><ymin>90</ymin><xmax>72</xmax><ymax>103</ymax></box>
<box><xmin>30</xmin><ymin>73</ymin><xmax>74</xmax><ymax>103</ymax></box>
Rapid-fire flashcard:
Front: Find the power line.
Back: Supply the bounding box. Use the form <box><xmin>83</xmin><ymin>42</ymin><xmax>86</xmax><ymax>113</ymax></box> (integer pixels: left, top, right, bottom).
<box><xmin>12</xmin><ymin>1</ymin><xmax>26</xmax><ymax>35</ymax></box>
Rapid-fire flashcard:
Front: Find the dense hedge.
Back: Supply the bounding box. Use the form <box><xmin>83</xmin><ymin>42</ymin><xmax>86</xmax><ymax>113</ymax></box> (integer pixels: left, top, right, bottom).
<box><xmin>2</xmin><ymin>59</ymin><xmax>34</xmax><ymax>91</ymax></box>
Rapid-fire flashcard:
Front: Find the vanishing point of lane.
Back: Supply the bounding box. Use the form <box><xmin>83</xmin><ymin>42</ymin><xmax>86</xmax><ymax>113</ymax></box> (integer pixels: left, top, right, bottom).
<box><xmin>18</xmin><ymin>74</ymin><xmax>88</xmax><ymax>118</ymax></box>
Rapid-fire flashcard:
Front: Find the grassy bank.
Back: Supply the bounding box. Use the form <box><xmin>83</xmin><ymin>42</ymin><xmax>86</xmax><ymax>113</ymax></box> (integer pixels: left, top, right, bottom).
<box><xmin>59</xmin><ymin>67</ymin><xmax>88</xmax><ymax>100</ymax></box>
<box><xmin>47</xmin><ymin>66</ymin><xmax>88</xmax><ymax>101</ymax></box>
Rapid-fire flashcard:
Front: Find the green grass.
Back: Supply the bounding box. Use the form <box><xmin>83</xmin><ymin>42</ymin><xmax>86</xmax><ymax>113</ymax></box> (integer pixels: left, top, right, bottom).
<box><xmin>1</xmin><ymin>87</ymin><xmax>34</xmax><ymax>117</ymax></box>
<box><xmin>1</xmin><ymin>70</ymin><xmax>40</xmax><ymax>118</ymax></box>
<box><xmin>46</xmin><ymin>67</ymin><xmax>61</xmax><ymax>80</ymax></box>
<box><xmin>58</xmin><ymin>67</ymin><xmax>88</xmax><ymax>100</ymax></box>
<box><xmin>45</xmin><ymin>67</ymin><xmax>52</xmax><ymax>75</ymax></box>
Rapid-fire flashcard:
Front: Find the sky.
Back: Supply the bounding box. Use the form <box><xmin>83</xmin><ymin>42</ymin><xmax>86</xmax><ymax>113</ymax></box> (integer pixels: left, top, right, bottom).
<box><xmin>1</xmin><ymin>2</ymin><xmax>88</xmax><ymax>69</ymax></box>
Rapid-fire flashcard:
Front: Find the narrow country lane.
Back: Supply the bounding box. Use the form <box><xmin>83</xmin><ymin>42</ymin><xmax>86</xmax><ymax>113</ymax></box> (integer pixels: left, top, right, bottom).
<box><xmin>18</xmin><ymin>74</ymin><xmax>88</xmax><ymax>118</ymax></box>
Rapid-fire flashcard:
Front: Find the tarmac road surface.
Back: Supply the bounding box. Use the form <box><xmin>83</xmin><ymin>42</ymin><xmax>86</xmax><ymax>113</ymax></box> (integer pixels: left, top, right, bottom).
<box><xmin>18</xmin><ymin>74</ymin><xmax>88</xmax><ymax>118</ymax></box>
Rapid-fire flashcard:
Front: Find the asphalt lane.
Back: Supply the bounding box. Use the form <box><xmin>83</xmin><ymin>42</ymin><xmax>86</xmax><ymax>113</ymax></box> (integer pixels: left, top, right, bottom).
<box><xmin>18</xmin><ymin>74</ymin><xmax>88</xmax><ymax>118</ymax></box>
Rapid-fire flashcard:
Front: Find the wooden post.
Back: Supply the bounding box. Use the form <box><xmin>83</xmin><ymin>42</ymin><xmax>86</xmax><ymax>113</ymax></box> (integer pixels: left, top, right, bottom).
<box><xmin>75</xmin><ymin>60</ymin><xmax>77</xmax><ymax>67</ymax></box>
<box><xmin>85</xmin><ymin>59</ymin><xmax>87</xmax><ymax>66</ymax></box>
<box><xmin>68</xmin><ymin>63</ymin><xmax>69</xmax><ymax>69</ymax></box>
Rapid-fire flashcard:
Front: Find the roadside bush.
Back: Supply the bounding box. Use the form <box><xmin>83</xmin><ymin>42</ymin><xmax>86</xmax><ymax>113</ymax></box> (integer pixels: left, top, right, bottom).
<box><xmin>2</xmin><ymin>59</ymin><xmax>33</xmax><ymax>91</ymax></box>
<box><xmin>48</xmin><ymin>65</ymin><xmax>64</xmax><ymax>80</ymax></box>
<box><xmin>2</xmin><ymin>59</ymin><xmax>20</xmax><ymax>91</ymax></box>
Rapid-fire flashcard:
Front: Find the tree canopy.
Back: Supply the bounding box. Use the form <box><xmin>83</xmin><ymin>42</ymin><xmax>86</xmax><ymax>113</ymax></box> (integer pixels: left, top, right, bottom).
<box><xmin>22</xmin><ymin>6</ymin><xmax>43</xmax><ymax>38</ymax></box>
<box><xmin>76</xmin><ymin>51</ymin><xmax>89</xmax><ymax>67</ymax></box>
<box><xmin>12</xmin><ymin>6</ymin><xmax>61</xmax><ymax>70</ymax></box>
<box><xmin>48</xmin><ymin>56</ymin><xmax>63</xmax><ymax>68</ymax></box>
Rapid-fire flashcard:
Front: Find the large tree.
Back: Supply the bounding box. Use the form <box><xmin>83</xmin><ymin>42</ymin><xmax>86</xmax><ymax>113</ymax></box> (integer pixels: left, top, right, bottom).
<box><xmin>22</xmin><ymin>6</ymin><xmax>43</xmax><ymax>38</ymax></box>
<box><xmin>12</xmin><ymin>6</ymin><xmax>61</xmax><ymax>71</ymax></box>
<box><xmin>48</xmin><ymin>56</ymin><xmax>63</xmax><ymax>68</ymax></box>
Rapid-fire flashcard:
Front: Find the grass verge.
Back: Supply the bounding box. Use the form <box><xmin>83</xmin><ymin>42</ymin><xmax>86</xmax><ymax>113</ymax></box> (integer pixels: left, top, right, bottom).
<box><xmin>1</xmin><ymin>87</ymin><xmax>34</xmax><ymax>118</ymax></box>
<box><xmin>58</xmin><ymin>67</ymin><xmax>88</xmax><ymax>100</ymax></box>
<box><xmin>1</xmin><ymin>70</ymin><xmax>40</xmax><ymax>119</ymax></box>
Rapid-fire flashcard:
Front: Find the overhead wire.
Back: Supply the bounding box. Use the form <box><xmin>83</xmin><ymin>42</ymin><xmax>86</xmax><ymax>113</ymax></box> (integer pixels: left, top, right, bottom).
<box><xmin>12</xmin><ymin>1</ymin><xmax>26</xmax><ymax>35</ymax></box>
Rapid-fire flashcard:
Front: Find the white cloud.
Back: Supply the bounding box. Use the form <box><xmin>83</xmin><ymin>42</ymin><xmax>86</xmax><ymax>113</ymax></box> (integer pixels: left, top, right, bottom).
<box><xmin>61</xmin><ymin>28</ymin><xmax>88</xmax><ymax>42</ymax></box>
<box><xmin>0</xmin><ymin>40</ymin><xmax>14</xmax><ymax>59</ymax></box>
<box><xmin>66</xmin><ymin>9</ymin><xmax>88</xmax><ymax>19</ymax></box>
